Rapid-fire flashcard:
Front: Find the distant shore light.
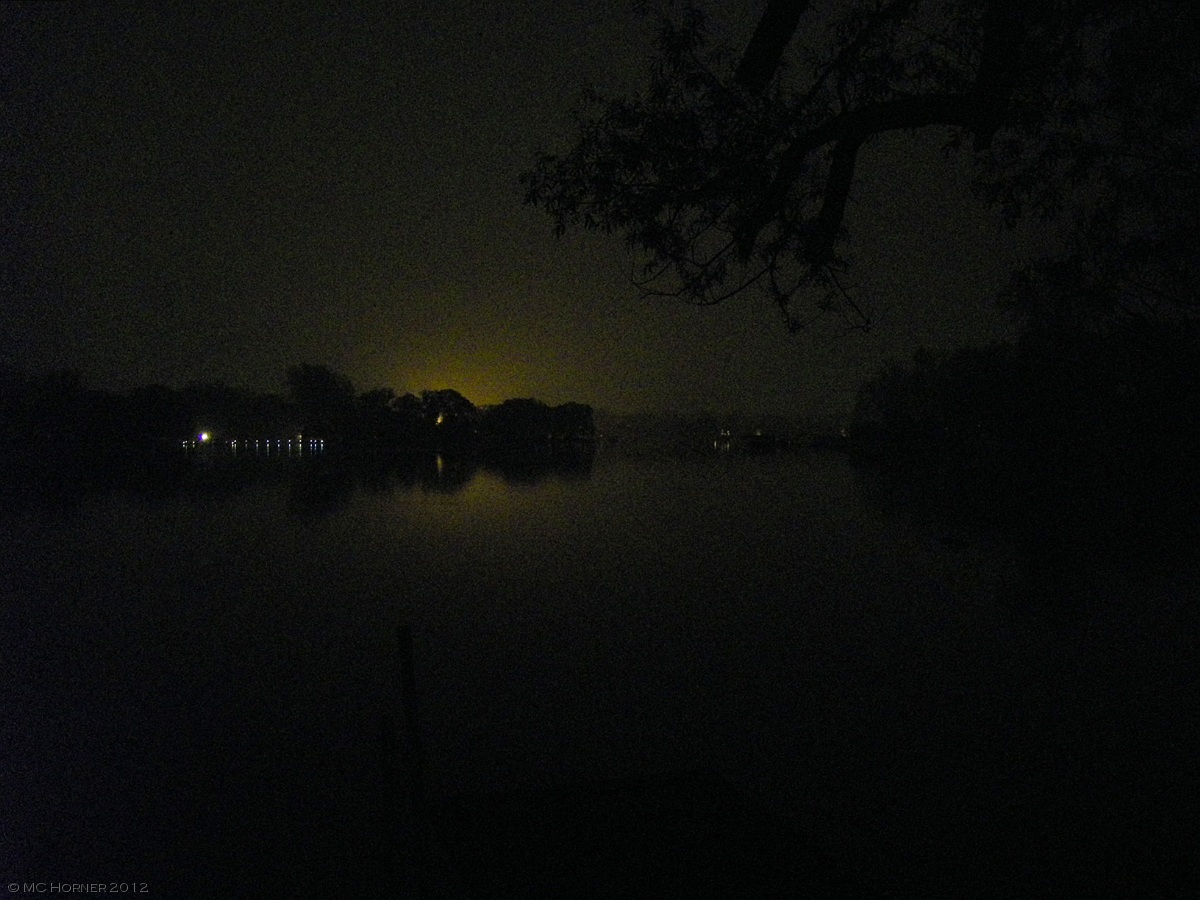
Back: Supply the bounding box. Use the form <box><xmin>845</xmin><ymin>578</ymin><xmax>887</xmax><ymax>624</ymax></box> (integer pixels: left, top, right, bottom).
<box><xmin>198</xmin><ymin>432</ymin><xmax>210</xmax><ymax>442</ymax></box>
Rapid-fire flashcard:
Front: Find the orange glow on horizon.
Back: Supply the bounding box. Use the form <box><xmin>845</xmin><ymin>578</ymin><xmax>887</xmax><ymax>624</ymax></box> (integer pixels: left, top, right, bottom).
<box><xmin>388</xmin><ymin>351</ymin><xmax>569</xmax><ymax>409</ymax></box>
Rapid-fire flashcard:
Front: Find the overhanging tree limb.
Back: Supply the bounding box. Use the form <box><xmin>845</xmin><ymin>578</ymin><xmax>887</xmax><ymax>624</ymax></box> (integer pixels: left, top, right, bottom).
<box><xmin>738</xmin><ymin>92</ymin><xmax>980</xmax><ymax>260</ymax></box>
<box><xmin>734</xmin><ymin>0</ymin><xmax>809</xmax><ymax>95</ymax></box>
<box><xmin>524</xmin><ymin>0</ymin><xmax>1200</xmax><ymax>331</ymax></box>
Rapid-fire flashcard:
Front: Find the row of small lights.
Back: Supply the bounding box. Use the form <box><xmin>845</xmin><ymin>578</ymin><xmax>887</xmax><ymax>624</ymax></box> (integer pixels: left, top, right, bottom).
<box><xmin>180</xmin><ymin>433</ymin><xmax>325</xmax><ymax>450</ymax></box>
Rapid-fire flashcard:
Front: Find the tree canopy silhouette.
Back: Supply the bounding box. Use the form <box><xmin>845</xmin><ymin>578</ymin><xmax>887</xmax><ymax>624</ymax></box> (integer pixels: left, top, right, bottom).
<box><xmin>523</xmin><ymin>1</ymin><xmax>1199</xmax><ymax>334</ymax></box>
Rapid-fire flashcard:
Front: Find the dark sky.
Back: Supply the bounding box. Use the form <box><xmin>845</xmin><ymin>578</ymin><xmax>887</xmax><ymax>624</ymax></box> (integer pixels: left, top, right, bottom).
<box><xmin>3</xmin><ymin>1</ymin><xmax>1041</xmax><ymax>417</ymax></box>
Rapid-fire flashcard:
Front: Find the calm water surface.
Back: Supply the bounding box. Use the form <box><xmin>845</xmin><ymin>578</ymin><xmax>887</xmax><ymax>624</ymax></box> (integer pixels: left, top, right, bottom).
<box><xmin>2</xmin><ymin>451</ymin><xmax>1196</xmax><ymax>896</ymax></box>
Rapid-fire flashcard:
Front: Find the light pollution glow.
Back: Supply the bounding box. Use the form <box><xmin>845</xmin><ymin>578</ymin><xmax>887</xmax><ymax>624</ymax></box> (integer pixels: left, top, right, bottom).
<box><xmin>388</xmin><ymin>348</ymin><xmax>579</xmax><ymax>409</ymax></box>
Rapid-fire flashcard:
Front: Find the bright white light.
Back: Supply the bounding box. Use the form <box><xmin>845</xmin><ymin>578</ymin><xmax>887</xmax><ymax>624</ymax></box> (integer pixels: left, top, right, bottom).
<box><xmin>198</xmin><ymin>432</ymin><xmax>210</xmax><ymax>442</ymax></box>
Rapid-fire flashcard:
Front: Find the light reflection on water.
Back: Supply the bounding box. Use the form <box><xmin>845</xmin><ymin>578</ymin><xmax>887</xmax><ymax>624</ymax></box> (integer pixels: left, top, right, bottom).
<box><xmin>1</xmin><ymin>451</ymin><xmax>1196</xmax><ymax>897</ymax></box>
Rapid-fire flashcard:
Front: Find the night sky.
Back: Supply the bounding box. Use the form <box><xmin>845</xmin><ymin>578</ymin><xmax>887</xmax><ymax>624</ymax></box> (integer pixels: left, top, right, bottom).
<box><xmin>4</xmin><ymin>1</ymin><xmax>1043</xmax><ymax>417</ymax></box>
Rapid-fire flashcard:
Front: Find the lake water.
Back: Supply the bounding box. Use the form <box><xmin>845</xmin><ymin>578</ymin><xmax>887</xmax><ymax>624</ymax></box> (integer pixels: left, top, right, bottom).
<box><xmin>2</xmin><ymin>450</ymin><xmax>1197</xmax><ymax>896</ymax></box>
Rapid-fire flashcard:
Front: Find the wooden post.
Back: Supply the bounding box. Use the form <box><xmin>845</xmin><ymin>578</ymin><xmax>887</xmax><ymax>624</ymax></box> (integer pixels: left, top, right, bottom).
<box><xmin>398</xmin><ymin>623</ymin><xmax>428</xmax><ymax>896</ymax></box>
<box><xmin>379</xmin><ymin>710</ymin><xmax>404</xmax><ymax>893</ymax></box>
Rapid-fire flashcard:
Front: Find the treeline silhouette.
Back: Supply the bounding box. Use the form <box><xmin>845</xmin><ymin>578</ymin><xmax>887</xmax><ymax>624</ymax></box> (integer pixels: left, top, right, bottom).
<box><xmin>846</xmin><ymin>322</ymin><xmax>1200</xmax><ymax>574</ymax></box>
<box><xmin>0</xmin><ymin>364</ymin><xmax>595</xmax><ymax>498</ymax></box>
